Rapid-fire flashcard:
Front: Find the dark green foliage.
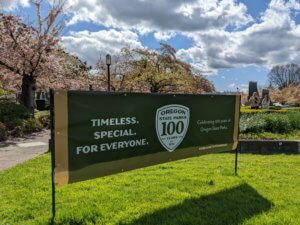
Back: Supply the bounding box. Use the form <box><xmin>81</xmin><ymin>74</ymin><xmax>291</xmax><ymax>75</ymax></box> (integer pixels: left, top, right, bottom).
<box><xmin>268</xmin><ymin>106</ymin><xmax>282</xmax><ymax>110</ymax></box>
<box><xmin>264</xmin><ymin>114</ymin><xmax>292</xmax><ymax>133</ymax></box>
<box><xmin>286</xmin><ymin>112</ymin><xmax>300</xmax><ymax>130</ymax></box>
<box><xmin>23</xmin><ymin>118</ymin><xmax>43</xmax><ymax>132</ymax></box>
<box><xmin>0</xmin><ymin>101</ymin><xmax>42</xmax><ymax>137</ymax></box>
<box><xmin>0</xmin><ymin>121</ymin><xmax>7</xmax><ymax>141</ymax></box>
<box><xmin>0</xmin><ymin>101</ymin><xmax>30</xmax><ymax>130</ymax></box>
<box><xmin>10</xmin><ymin>118</ymin><xmax>43</xmax><ymax>137</ymax></box>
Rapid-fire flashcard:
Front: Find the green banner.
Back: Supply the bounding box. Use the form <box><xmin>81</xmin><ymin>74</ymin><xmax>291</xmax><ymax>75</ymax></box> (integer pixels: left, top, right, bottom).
<box><xmin>54</xmin><ymin>91</ymin><xmax>240</xmax><ymax>186</ymax></box>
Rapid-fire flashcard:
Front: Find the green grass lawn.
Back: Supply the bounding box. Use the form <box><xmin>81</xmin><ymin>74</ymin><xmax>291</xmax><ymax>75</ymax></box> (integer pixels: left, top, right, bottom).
<box><xmin>0</xmin><ymin>153</ymin><xmax>299</xmax><ymax>225</ymax></box>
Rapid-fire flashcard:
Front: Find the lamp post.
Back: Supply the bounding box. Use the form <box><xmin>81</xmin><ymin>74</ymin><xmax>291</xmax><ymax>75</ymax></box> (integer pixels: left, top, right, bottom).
<box><xmin>106</xmin><ymin>54</ymin><xmax>111</xmax><ymax>92</ymax></box>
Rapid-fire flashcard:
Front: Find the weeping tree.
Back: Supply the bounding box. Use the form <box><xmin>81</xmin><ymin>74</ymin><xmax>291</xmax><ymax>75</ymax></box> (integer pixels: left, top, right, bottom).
<box><xmin>94</xmin><ymin>44</ymin><xmax>215</xmax><ymax>94</ymax></box>
<box><xmin>0</xmin><ymin>0</ymin><xmax>66</xmax><ymax>113</ymax></box>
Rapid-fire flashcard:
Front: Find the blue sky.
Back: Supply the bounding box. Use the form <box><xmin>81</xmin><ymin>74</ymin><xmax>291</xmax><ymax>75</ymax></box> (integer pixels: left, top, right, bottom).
<box><xmin>1</xmin><ymin>0</ymin><xmax>300</xmax><ymax>92</ymax></box>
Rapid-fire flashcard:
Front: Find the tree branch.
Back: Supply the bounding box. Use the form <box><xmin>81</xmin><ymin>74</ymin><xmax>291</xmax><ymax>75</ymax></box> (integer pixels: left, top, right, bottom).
<box><xmin>0</xmin><ymin>59</ymin><xmax>23</xmax><ymax>76</ymax></box>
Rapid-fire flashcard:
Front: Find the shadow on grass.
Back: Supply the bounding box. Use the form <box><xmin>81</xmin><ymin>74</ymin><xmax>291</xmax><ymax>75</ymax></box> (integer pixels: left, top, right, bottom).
<box><xmin>51</xmin><ymin>183</ymin><xmax>272</xmax><ymax>225</ymax></box>
<box><xmin>119</xmin><ymin>183</ymin><xmax>272</xmax><ymax>225</ymax></box>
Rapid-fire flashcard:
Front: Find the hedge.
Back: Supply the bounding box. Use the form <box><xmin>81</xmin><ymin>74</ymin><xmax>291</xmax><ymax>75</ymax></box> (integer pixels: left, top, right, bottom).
<box><xmin>0</xmin><ymin>121</ymin><xmax>7</xmax><ymax>141</ymax></box>
<box><xmin>0</xmin><ymin>100</ymin><xmax>43</xmax><ymax>138</ymax></box>
<box><xmin>240</xmin><ymin>112</ymin><xmax>300</xmax><ymax>134</ymax></box>
<box><xmin>241</xmin><ymin>106</ymin><xmax>300</xmax><ymax>114</ymax></box>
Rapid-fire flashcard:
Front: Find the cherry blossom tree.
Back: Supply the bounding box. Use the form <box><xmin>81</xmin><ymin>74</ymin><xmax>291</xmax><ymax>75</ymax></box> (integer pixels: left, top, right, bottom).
<box><xmin>0</xmin><ymin>0</ymin><xmax>89</xmax><ymax>112</ymax></box>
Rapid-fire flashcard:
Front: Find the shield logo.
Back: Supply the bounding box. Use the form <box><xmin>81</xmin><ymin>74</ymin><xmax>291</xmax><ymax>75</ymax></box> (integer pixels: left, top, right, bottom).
<box><xmin>156</xmin><ymin>104</ymin><xmax>190</xmax><ymax>152</ymax></box>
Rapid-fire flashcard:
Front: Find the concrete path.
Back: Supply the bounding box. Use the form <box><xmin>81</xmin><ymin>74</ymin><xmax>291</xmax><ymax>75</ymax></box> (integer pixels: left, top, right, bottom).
<box><xmin>0</xmin><ymin>129</ymin><xmax>50</xmax><ymax>172</ymax></box>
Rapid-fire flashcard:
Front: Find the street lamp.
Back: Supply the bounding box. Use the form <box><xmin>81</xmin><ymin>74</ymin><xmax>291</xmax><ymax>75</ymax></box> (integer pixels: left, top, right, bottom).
<box><xmin>106</xmin><ymin>54</ymin><xmax>111</xmax><ymax>92</ymax></box>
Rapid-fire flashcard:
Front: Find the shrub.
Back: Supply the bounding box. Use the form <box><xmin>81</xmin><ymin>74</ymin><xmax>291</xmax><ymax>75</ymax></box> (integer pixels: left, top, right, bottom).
<box><xmin>0</xmin><ymin>101</ymin><xmax>30</xmax><ymax>130</ymax></box>
<box><xmin>263</xmin><ymin>114</ymin><xmax>292</xmax><ymax>133</ymax></box>
<box><xmin>286</xmin><ymin>112</ymin><xmax>300</xmax><ymax>130</ymax></box>
<box><xmin>0</xmin><ymin>101</ymin><xmax>44</xmax><ymax>137</ymax></box>
<box><xmin>0</xmin><ymin>121</ymin><xmax>7</xmax><ymax>141</ymax></box>
<box><xmin>38</xmin><ymin>114</ymin><xmax>50</xmax><ymax>128</ymax></box>
<box><xmin>35</xmin><ymin>111</ymin><xmax>50</xmax><ymax>129</ymax></box>
<box><xmin>240</xmin><ymin>114</ymin><xmax>267</xmax><ymax>133</ymax></box>
<box><xmin>268</xmin><ymin>106</ymin><xmax>282</xmax><ymax>110</ymax></box>
<box><xmin>10</xmin><ymin>118</ymin><xmax>43</xmax><ymax>137</ymax></box>
<box><xmin>239</xmin><ymin>130</ymin><xmax>300</xmax><ymax>140</ymax></box>
<box><xmin>240</xmin><ymin>106</ymin><xmax>300</xmax><ymax>114</ymax></box>
<box><xmin>240</xmin><ymin>113</ymin><xmax>295</xmax><ymax>134</ymax></box>
<box><xmin>10</xmin><ymin>119</ymin><xmax>25</xmax><ymax>137</ymax></box>
<box><xmin>24</xmin><ymin>118</ymin><xmax>43</xmax><ymax>132</ymax></box>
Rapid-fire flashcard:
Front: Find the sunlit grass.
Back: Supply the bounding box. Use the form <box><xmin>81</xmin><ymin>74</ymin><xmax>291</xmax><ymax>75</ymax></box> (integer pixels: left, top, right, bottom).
<box><xmin>0</xmin><ymin>153</ymin><xmax>299</xmax><ymax>225</ymax></box>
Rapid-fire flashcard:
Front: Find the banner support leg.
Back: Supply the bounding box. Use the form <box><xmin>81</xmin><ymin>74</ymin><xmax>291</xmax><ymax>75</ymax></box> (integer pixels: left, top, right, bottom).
<box><xmin>235</xmin><ymin>146</ymin><xmax>239</xmax><ymax>175</ymax></box>
<box><xmin>51</xmin><ymin>151</ymin><xmax>56</xmax><ymax>224</ymax></box>
<box><xmin>235</xmin><ymin>94</ymin><xmax>241</xmax><ymax>176</ymax></box>
<box><xmin>50</xmin><ymin>89</ymin><xmax>56</xmax><ymax>224</ymax></box>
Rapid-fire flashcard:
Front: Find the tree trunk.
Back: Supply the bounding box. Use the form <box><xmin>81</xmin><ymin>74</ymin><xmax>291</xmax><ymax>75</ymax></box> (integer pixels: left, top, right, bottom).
<box><xmin>20</xmin><ymin>75</ymin><xmax>36</xmax><ymax>115</ymax></box>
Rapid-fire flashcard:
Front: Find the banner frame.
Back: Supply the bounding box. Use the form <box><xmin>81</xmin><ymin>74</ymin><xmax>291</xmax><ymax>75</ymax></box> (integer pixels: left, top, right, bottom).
<box><xmin>49</xmin><ymin>89</ymin><xmax>55</xmax><ymax>224</ymax></box>
<box><xmin>49</xmin><ymin>90</ymin><xmax>241</xmax><ymax>221</ymax></box>
<box><xmin>54</xmin><ymin>90</ymin><xmax>69</xmax><ymax>186</ymax></box>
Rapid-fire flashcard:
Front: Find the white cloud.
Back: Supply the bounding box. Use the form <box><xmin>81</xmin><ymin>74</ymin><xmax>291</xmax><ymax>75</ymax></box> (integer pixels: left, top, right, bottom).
<box><xmin>61</xmin><ymin>29</ymin><xmax>143</xmax><ymax>66</ymax></box>
<box><xmin>154</xmin><ymin>32</ymin><xmax>176</xmax><ymax>41</ymax></box>
<box><xmin>3</xmin><ymin>0</ymin><xmax>300</xmax><ymax>76</ymax></box>
<box><xmin>6</xmin><ymin>0</ymin><xmax>300</xmax><ymax>77</ymax></box>
<box><xmin>61</xmin><ymin>0</ymin><xmax>300</xmax><ymax>73</ymax></box>
<box><xmin>177</xmin><ymin>0</ymin><xmax>300</xmax><ymax>75</ymax></box>
<box><xmin>228</xmin><ymin>83</ymin><xmax>236</xmax><ymax>88</ymax></box>
<box><xmin>65</xmin><ymin>0</ymin><xmax>252</xmax><ymax>33</ymax></box>
<box><xmin>0</xmin><ymin>0</ymin><xmax>29</xmax><ymax>10</ymax></box>
<box><xmin>228</xmin><ymin>83</ymin><xmax>247</xmax><ymax>92</ymax></box>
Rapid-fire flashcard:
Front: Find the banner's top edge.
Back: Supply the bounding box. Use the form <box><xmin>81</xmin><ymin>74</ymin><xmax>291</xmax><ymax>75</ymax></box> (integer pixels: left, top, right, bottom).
<box><xmin>52</xmin><ymin>90</ymin><xmax>241</xmax><ymax>97</ymax></box>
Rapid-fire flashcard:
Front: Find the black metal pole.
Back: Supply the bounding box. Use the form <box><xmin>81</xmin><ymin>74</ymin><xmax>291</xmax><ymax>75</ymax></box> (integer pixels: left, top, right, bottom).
<box><xmin>235</xmin><ymin>146</ymin><xmax>238</xmax><ymax>175</ymax></box>
<box><xmin>49</xmin><ymin>89</ymin><xmax>56</xmax><ymax>224</ymax></box>
<box><xmin>107</xmin><ymin>64</ymin><xmax>110</xmax><ymax>92</ymax></box>
<box><xmin>235</xmin><ymin>94</ymin><xmax>241</xmax><ymax>176</ymax></box>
